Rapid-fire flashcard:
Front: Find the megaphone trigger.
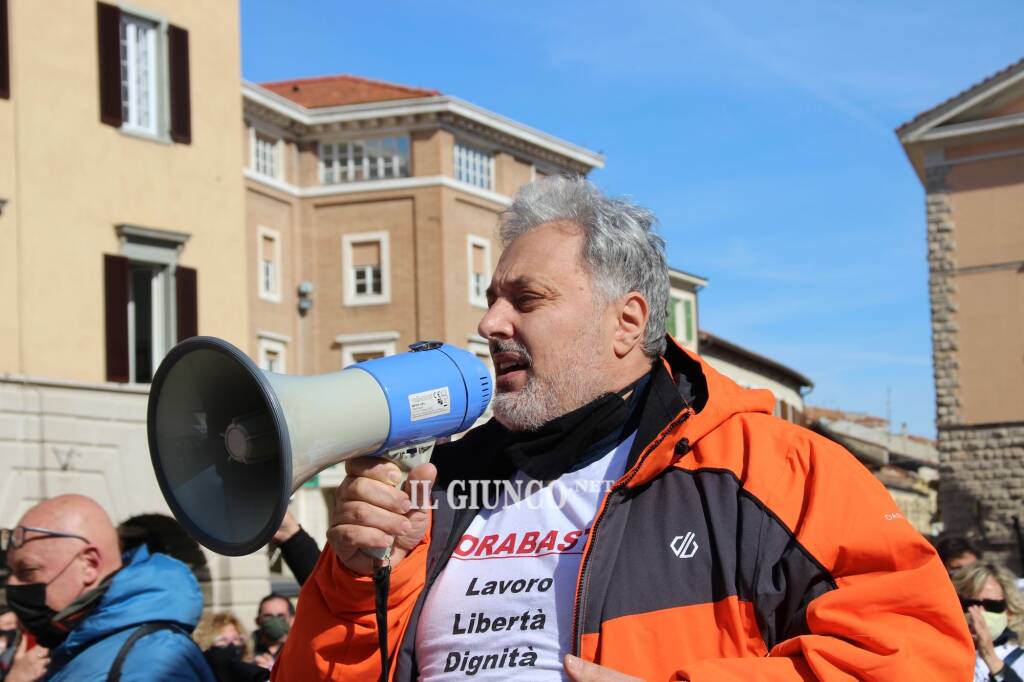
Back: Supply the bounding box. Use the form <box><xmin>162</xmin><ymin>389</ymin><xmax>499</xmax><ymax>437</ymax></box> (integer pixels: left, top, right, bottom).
<box><xmin>360</xmin><ymin>440</ymin><xmax>437</xmax><ymax>562</ymax></box>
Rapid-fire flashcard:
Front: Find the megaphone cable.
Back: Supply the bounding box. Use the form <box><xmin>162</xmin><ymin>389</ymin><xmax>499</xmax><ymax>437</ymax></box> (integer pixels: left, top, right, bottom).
<box><xmin>373</xmin><ymin>558</ymin><xmax>391</xmax><ymax>682</ymax></box>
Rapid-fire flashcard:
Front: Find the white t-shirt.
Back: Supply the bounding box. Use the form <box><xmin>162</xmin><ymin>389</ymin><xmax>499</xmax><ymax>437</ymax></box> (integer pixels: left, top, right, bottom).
<box><xmin>416</xmin><ymin>433</ymin><xmax>635</xmax><ymax>680</ymax></box>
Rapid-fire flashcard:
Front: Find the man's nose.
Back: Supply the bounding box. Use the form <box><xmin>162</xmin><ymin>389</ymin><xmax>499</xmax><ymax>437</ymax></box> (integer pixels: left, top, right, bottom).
<box><xmin>478</xmin><ymin>300</ymin><xmax>514</xmax><ymax>341</ymax></box>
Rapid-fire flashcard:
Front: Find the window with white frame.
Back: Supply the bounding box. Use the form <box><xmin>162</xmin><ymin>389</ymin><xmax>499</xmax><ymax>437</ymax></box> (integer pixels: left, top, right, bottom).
<box><xmin>336</xmin><ymin>332</ymin><xmax>399</xmax><ymax>368</ymax></box>
<box><xmin>251</xmin><ymin>128</ymin><xmax>281</xmax><ymax>179</ymax></box>
<box><xmin>454</xmin><ymin>141</ymin><xmax>494</xmax><ymax>190</ymax></box>
<box><xmin>321</xmin><ymin>137</ymin><xmax>410</xmax><ymax>184</ymax></box>
<box><xmin>467</xmin><ymin>236</ymin><xmax>491</xmax><ymax>307</ymax></box>
<box><xmin>258</xmin><ymin>336</ymin><xmax>287</xmax><ymax>373</ymax></box>
<box><xmin>120</xmin><ymin>13</ymin><xmax>159</xmax><ymax>135</ymax></box>
<box><xmin>258</xmin><ymin>227</ymin><xmax>281</xmax><ymax>302</ymax></box>
<box><xmin>342</xmin><ymin>232</ymin><xmax>390</xmax><ymax>306</ymax></box>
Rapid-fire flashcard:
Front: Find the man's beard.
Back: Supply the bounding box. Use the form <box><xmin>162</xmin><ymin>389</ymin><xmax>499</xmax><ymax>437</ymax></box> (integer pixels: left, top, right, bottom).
<box><xmin>490</xmin><ymin>327</ymin><xmax>608</xmax><ymax>432</ymax></box>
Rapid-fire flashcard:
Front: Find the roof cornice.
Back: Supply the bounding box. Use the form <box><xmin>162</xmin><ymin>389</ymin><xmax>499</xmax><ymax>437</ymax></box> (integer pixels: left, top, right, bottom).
<box><xmin>242</xmin><ymin>81</ymin><xmax>605</xmax><ymax>170</ymax></box>
<box><xmin>897</xmin><ymin>60</ymin><xmax>1024</xmax><ymax>144</ymax></box>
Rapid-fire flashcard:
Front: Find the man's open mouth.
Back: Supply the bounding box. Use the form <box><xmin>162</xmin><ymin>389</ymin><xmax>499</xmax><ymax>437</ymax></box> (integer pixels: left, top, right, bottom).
<box><xmin>494</xmin><ymin>355</ymin><xmax>530</xmax><ymax>377</ymax></box>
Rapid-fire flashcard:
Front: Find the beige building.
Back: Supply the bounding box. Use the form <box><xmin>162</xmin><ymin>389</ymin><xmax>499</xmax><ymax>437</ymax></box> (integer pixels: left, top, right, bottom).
<box><xmin>0</xmin><ymin>0</ymin><xmax>267</xmax><ymax>618</ymax></box>
<box><xmin>240</xmin><ymin>75</ymin><xmax>603</xmax><ymax>584</ymax></box>
<box><xmin>898</xmin><ymin>57</ymin><xmax>1024</xmax><ymax>563</ymax></box>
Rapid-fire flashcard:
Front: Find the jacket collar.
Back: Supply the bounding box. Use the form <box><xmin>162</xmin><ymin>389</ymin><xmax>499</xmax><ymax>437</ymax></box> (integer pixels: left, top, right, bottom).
<box><xmin>622</xmin><ymin>335</ymin><xmax>775</xmax><ymax>489</ymax></box>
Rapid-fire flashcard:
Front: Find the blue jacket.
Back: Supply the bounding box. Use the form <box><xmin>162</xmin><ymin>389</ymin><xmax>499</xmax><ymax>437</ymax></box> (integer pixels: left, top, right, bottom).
<box><xmin>47</xmin><ymin>545</ymin><xmax>214</xmax><ymax>682</ymax></box>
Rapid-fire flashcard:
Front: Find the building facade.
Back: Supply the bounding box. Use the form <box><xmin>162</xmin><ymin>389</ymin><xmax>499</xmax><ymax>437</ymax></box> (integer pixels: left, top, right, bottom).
<box><xmin>898</xmin><ymin>58</ymin><xmax>1024</xmax><ymax>564</ymax></box>
<box><xmin>240</xmin><ymin>75</ymin><xmax>603</xmax><ymax>583</ymax></box>
<box><xmin>0</xmin><ymin>0</ymin><xmax>269</xmax><ymax>616</ymax></box>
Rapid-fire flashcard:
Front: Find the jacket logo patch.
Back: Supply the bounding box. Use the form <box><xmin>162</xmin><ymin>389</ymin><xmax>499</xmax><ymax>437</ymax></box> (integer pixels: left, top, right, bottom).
<box><xmin>670</xmin><ymin>532</ymin><xmax>699</xmax><ymax>559</ymax></box>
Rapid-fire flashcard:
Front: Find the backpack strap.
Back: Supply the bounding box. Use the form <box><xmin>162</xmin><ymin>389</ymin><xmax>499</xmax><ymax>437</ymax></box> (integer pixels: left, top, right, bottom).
<box><xmin>1005</xmin><ymin>646</ymin><xmax>1024</xmax><ymax>669</ymax></box>
<box><xmin>107</xmin><ymin>621</ymin><xmax>191</xmax><ymax>682</ymax></box>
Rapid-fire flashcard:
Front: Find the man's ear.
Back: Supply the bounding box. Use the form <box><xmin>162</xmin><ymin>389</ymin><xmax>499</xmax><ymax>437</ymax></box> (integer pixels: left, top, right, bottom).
<box><xmin>612</xmin><ymin>292</ymin><xmax>649</xmax><ymax>358</ymax></box>
<box><xmin>79</xmin><ymin>546</ymin><xmax>102</xmax><ymax>587</ymax></box>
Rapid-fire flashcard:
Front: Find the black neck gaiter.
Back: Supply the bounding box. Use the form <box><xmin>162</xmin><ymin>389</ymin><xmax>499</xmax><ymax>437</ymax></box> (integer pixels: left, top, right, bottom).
<box><xmin>499</xmin><ymin>368</ymin><xmax>652</xmax><ymax>481</ymax></box>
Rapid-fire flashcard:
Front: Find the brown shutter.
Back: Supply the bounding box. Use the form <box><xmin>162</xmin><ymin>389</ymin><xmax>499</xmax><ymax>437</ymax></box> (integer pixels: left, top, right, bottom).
<box><xmin>96</xmin><ymin>2</ymin><xmax>122</xmax><ymax>127</ymax></box>
<box><xmin>0</xmin><ymin>0</ymin><xmax>10</xmax><ymax>100</ymax></box>
<box><xmin>104</xmin><ymin>254</ymin><xmax>130</xmax><ymax>382</ymax></box>
<box><xmin>176</xmin><ymin>266</ymin><xmax>197</xmax><ymax>341</ymax></box>
<box><xmin>167</xmin><ymin>24</ymin><xmax>191</xmax><ymax>144</ymax></box>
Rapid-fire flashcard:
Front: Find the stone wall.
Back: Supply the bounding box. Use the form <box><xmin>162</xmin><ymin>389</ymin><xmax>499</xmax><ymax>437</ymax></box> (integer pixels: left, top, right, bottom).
<box><xmin>0</xmin><ymin>376</ymin><xmax>269</xmax><ymax>623</ymax></box>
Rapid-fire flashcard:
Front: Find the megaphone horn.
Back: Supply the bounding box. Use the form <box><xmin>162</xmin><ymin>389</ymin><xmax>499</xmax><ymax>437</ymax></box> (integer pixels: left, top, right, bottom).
<box><xmin>147</xmin><ymin>337</ymin><xmax>492</xmax><ymax>557</ymax></box>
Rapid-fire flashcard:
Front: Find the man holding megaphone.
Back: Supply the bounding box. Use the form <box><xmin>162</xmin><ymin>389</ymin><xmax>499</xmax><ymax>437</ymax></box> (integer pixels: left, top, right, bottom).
<box><xmin>245</xmin><ymin>177</ymin><xmax>974</xmax><ymax>680</ymax></box>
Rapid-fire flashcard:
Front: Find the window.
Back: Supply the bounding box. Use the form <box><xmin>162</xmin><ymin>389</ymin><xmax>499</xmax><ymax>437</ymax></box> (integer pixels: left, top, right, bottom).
<box><xmin>342</xmin><ymin>232</ymin><xmax>390</xmax><ymax>306</ymax></box>
<box><xmin>667</xmin><ymin>294</ymin><xmax>697</xmax><ymax>350</ymax></box>
<box><xmin>119</xmin><ymin>14</ymin><xmax>158</xmax><ymax>134</ymax></box>
<box><xmin>258</xmin><ymin>227</ymin><xmax>281</xmax><ymax>302</ymax></box>
<box><xmin>454</xmin><ymin>141</ymin><xmax>494</xmax><ymax>190</ymax></box>
<box><xmin>251</xmin><ymin>129</ymin><xmax>281</xmax><ymax>179</ymax></box>
<box><xmin>336</xmin><ymin>332</ymin><xmax>399</xmax><ymax>368</ymax></box>
<box><xmin>97</xmin><ymin>3</ymin><xmax>191</xmax><ymax>143</ymax></box>
<box><xmin>321</xmin><ymin>137</ymin><xmax>410</xmax><ymax>184</ymax></box>
<box><xmin>258</xmin><ymin>335</ymin><xmax>288</xmax><ymax>373</ymax></box>
<box><xmin>467</xmin><ymin>236</ymin><xmax>491</xmax><ymax>308</ymax></box>
<box><xmin>104</xmin><ymin>226</ymin><xmax>195</xmax><ymax>384</ymax></box>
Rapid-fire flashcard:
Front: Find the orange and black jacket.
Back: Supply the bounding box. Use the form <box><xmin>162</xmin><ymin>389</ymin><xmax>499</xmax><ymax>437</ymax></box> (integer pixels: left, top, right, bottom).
<box><xmin>274</xmin><ymin>338</ymin><xmax>974</xmax><ymax>680</ymax></box>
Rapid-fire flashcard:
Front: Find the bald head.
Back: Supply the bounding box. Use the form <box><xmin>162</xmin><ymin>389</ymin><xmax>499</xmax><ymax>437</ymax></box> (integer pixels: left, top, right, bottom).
<box><xmin>7</xmin><ymin>495</ymin><xmax>123</xmax><ymax>612</ymax></box>
<box><xmin>18</xmin><ymin>495</ymin><xmax>121</xmax><ymax>559</ymax></box>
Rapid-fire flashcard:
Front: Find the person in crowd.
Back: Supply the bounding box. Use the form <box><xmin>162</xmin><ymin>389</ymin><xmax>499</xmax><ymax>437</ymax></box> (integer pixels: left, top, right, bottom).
<box><xmin>0</xmin><ymin>607</ymin><xmax>20</xmax><ymax>680</ymax></box>
<box><xmin>194</xmin><ymin>612</ymin><xmax>268</xmax><ymax>682</ymax></box>
<box><xmin>940</xmin><ymin>536</ymin><xmax>983</xmax><ymax>572</ymax></box>
<box><xmin>272</xmin><ymin>176</ymin><xmax>974</xmax><ymax>680</ymax></box>
<box><xmin>953</xmin><ymin>562</ymin><xmax>1024</xmax><ymax>681</ymax></box>
<box><xmin>2</xmin><ymin>494</ymin><xmax>213</xmax><ymax>681</ymax></box>
<box><xmin>271</xmin><ymin>511</ymin><xmax>319</xmax><ymax>587</ymax></box>
<box><xmin>251</xmin><ymin>594</ymin><xmax>293</xmax><ymax>670</ymax></box>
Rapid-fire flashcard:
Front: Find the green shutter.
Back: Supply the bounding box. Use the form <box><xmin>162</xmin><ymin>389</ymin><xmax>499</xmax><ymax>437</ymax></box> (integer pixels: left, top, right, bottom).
<box><xmin>683</xmin><ymin>299</ymin><xmax>694</xmax><ymax>343</ymax></box>
<box><xmin>667</xmin><ymin>297</ymin><xmax>680</xmax><ymax>338</ymax></box>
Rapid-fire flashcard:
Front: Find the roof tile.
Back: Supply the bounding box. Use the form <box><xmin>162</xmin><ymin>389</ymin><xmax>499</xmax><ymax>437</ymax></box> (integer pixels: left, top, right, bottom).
<box><xmin>260</xmin><ymin>74</ymin><xmax>440</xmax><ymax>109</ymax></box>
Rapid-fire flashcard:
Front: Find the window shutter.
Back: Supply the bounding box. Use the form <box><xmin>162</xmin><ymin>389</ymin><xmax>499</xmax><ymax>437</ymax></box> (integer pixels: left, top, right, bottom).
<box><xmin>176</xmin><ymin>266</ymin><xmax>197</xmax><ymax>341</ymax></box>
<box><xmin>96</xmin><ymin>2</ymin><xmax>122</xmax><ymax>127</ymax></box>
<box><xmin>104</xmin><ymin>254</ymin><xmax>130</xmax><ymax>382</ymax></box>
<box><xmin>167</xmin><ymin>24</ymin><xmax>191</xmax><ymax>144</ymax></box>
<box><xmin>0</xmin><ymin>0</ymin><xmax>9</xmax><ymax>100</ymax></box>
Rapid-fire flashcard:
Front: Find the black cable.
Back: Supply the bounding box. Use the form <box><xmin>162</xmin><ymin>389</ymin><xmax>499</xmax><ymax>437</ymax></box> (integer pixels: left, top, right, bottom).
<box><xmin>372</xmin><ymin>562</ymin><xmax>392</xmax><ymax>682</ymax></box>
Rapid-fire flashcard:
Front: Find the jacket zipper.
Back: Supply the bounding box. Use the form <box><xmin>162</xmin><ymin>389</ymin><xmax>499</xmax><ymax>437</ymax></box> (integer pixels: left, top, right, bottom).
<box><xmin>571</xmin><ymin>409</ymin><xmax>692</xmax><ymax>655</ymax></box>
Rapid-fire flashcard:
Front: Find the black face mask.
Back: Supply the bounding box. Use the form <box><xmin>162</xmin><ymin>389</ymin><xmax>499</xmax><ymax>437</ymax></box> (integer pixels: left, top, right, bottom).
<box><xmin>6</xmin><ymin>573</ymin><xmax>115</xmax><ymax>649</ymax></box>
<box><xmin>0</xmin><ymin>628</ymin><xmax>17</xmax><ymax>649</ymax></box>
<box><xmin>499</xmin><ymin>370</ymin><xmax>651</xmax><ymax>480</ymax></box>
<box><xmin>205</xmin><ymin>643</ymin><xmax>244</xmax><ymax>666</ymax></box>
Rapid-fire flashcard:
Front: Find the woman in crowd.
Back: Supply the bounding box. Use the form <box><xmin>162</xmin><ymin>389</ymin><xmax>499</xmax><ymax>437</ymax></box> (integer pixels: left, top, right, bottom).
<box><xmin>193</xmin><ymin>612</ymin><xmax>269</xmax><ymax>682</ymax></box>
<box><xmin>954</xmin><ymin>562</ymin><xmax>1024</xmax><ymax>682</ymax></box>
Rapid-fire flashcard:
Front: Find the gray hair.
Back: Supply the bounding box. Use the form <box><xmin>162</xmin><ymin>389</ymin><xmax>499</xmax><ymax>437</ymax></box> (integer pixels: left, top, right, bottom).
<box><xmin>498</xmin><ymin>176</ymin><xmax>670</xmax><ymax>357</ymax></box>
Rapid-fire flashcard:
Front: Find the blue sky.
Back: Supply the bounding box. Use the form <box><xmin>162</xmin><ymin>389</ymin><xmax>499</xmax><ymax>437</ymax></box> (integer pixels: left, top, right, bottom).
<box><xmin>242</xmin><ymin>1</ymin><xmax>1024</xmax><ymax>437</ymax></box>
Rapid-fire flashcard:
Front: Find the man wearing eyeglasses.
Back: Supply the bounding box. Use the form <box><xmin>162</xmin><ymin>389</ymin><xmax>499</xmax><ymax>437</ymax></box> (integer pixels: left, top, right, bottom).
<box><xmin>3</xmin><ymin>494</ymin><xmax>214</xmax><ymax>681</ymax></box>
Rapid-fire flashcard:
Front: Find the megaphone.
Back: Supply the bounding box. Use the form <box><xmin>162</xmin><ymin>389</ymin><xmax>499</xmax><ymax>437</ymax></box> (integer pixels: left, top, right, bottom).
<box><xmin>147</xmin><ymin>336</ymin><xmax>492</xmax><ymax>557</ymax></box>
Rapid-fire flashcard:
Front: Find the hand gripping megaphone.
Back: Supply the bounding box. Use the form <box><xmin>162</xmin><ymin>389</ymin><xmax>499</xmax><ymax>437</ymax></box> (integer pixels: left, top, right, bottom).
<box><xmin>147</xmin><ymin>336</ymin><xmax>492</xmax><ymax>557</ymax></box>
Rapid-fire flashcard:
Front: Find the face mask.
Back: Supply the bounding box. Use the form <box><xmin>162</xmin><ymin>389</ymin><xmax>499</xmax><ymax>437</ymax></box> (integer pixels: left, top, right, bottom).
<box><xmin>984</xmin><ymin>610</ymin><xmax>1009</xmax><ymax>640</ymax></box>
<box><xmin>0</xmin><ymin>628</ymin><xmax>17</xmax><ymax>648</ymax></box>
<box><xmin>204</xmin><ymin>643</ymin><xmax>244</xmax><ymax>668</ymax></box>
<box><xmin>5</xmin><ymin>569</ymin><xmax>115</xmax><ymax>649</ymax></box>
<box><xmin>258</xmin><ymin>615</ymin><xmax>290</xmax><ymax>642</ymax></box>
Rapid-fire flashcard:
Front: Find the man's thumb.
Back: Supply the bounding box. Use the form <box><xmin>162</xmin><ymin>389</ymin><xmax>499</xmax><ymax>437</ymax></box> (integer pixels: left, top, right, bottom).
<box><xmin>404</xmin><ymin>462</ymin><xmax>437</xmax><ymax>510</ymax></box>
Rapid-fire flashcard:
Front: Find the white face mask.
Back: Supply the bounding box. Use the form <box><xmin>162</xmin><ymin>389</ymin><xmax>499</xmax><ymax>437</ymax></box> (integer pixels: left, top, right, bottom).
<box><xmin>983</xmin><ymin>610</ymin><xmax>1009</xmax><ymax>640</ymax></box>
